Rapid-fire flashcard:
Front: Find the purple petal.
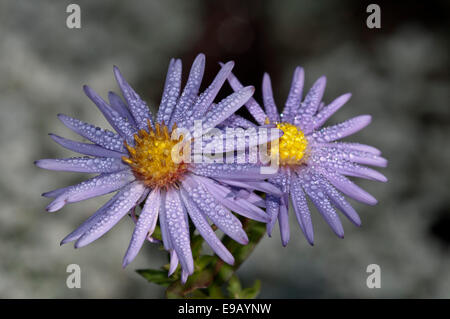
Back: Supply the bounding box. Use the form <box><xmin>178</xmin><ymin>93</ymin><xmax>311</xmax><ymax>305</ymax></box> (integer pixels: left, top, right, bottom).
<box><xmin>180</xmin><ymin>189</ymin><xmax>234</xmax><ymax>265</ymax></box>
<box><xmin>312</xmin><ymin>149</ymin><xmax>387</xmax><ymax>182</ymax></box>
<box><xmin>197</xmin><ymin>126</ymin><xmax>283</xmax><ymax>154</ymax></box>
<box><xmin>83</xmin><ymin>85</ymin><xmax>137</xmax><ymax>140</ymax></box>
<box><xmin>57</xmin><ymin>114</ymin><xmax>125</xmax><ymax>152</ymax></box>
<box><xmin>293</xmin><ymin>76</ymin><xmax>327</xmax><ymax>132</ymax></box>
<box><xmin>290</xmin><ymin>175</ymin><xmax>314</xmax><ymax>245</ymax></box>
<box><xmin>196</xmin><ymin>176</ymin><xmax>270</xmax><ymax>223</ymax></box>
<box><xmin>262</xmin><ymin>73</ymin><xmax>280</xmax><ymax>122</ymax></box>
<box><xmin>318</xmin><ymin>177</ymin><xmax>361</xmax><ymax>226</ymax></box>
<box><xmin>202</xmin><ymin>86</ymin><xmax>255</xmax><ymax>130</ymax></box>
<box><xmin>122</xmin><ymin>188</ymin><xmax>160</xmax><ymax>267</ymax></box>
<box><xmin>278</xmin><ymin>199</ymin><xmax>290</xmax><ymax>246</ymax></box>
<box><xmin>157</xmin><ymin>190</ymin><xmax>172</xmax><ymax>250</ymax></box>
<box><xmin>42</xmin><ymin>185</ymin><xmax>71</xmax><ymax>198</ymax></box>
<box><xmin>321</xmin><ymin>168</ymin><xmax>377</xmax><ymax>205</ymax></box>
<box><xmin>322</xmin><ymin>142</ymin><xmax>382</xmax><ymax>156</ymax></box>
<box><xmin>300</xmin><ymin>172</ymin><xmax>344</xmax><ymax>238</ymax></box>
<box><xmin>75</xmin><ymin>181</ymin><xmax>146</xmax><ymax>248</ymax></box>
<box><xmin>266</xmin><ymin>195</ymin><xmax>279</xmax><ymax>236</ymax></box>
<box><xmin>157</xmin><ymin>59</ymin><xmax>182</xmax><ymax>124</ymax></box>
<box><xmin>317</xmin><ymin>144</ymin><xmax>387</xmax><ymax>167</ymax></box>
<box><xmin>60</xmin><ymin>191</ymin><xmax>122</xmax><ymax>245</ymax></box>
<box><xmin>226</xmin><ymin>70</ymin><xmax>267</xmax><ymax>125</ymax></box>
<box><xmin>219</xmin><ymin>179</ymin><xmax>282</xmax><ymax>196</ymax></box>
<box><xmin>164</xmin><ymin>187</ymin><xmax>194</xmax><ymax>275</ymax></box>
<box><xmin>312</xmin><ymin>115</ymin><xmax>372</xmax><ymax>143</ymax></box>
<box><xmin>191</xmin><ymin>61</ymin><xmax>234</xmax><ymax>120</ymax></box>
<box><xmin>49</xmin><ymin>134</ymin><xmax>125</xmax><ymax>158</ymax></box>
<box><xmin>313</xmin><ymin>93</ymin><xmax>352</xmax><ymax>129</ymax></box>
<box><xmin>190</xmin><ymin>163</ymin><xmax>268</xmax><ymax>180</ymax></box>
<box><xmin>46</xmin><ymin>170</ymin><xmax>135</xmax><ymax>212</ymax></box>
<box><xmin>168</xmin><ymin>250</ymin><xmax>179</xmax><ymax>276</ymax></box>
<box><xmin>281</xmin><ymin>67</ymin><xmax>304</xmax><ymax>122</ymax></box>
<box><xmin>108</xmin><ymin>91</ymin><xmax>137</xmax><ymax>126</ymax></box>
<box><xmin>35</xmin><ymin>157</ymin><xmax>127</xmax><ymax>173</ymax></box>
<box><xmin>113</xmin><ymin>66</ymin><xmax>154</xmax><ymax>130</ymax></box>
<box><xmin>218</xmin><ymin>114</ymin><xmax>256</xmax><ymax>129</ymax></box>
<box><xmin>181</xmin><ymin>176</ymin><xmax>248</xmax><ymax>245</ymax></box>
<box><xmin>170</xmin><ymin>54</ymin><xmax>205</xmax><ymax>127</ymax></box>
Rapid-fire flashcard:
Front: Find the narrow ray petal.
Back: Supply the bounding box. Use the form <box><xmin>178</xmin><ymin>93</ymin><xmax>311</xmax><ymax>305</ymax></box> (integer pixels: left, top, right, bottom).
<box><xmin>83</xmin><ymin>85</ymin><xmax>137</xmax><ymax>140</ymax></box>
<box><xmin>113</xmin><ymin>66</ymin><xmax>154</xmax><ymax>129</ymax></box>
<box><xmin>317</xmin><ymin>144</ymin><xmax>387</xmax><ymax>167</ymax></box>
<box><xmin>202</xmin><ymin>86</ymin><xmax>255</xmax><ymax>130</ymax></box>
<box><xmin>168</xmin><ymin>250</ymin><xmax>179</xmax><ymax>276</ymax></box>
<box><xmin>321</xmin><ymin>168</ymin><xmax>377</xmax><ymax>205</ymax></box>
<box><xmin>190</xmin><ymin>163</ymin><xmax>269</xmax><ymax>180</ymax></box>
<box><xmin>262</xmin><ymin>73</ymin><xmax>280</xmax><ymax>122</ymax></box>
<box><xmin>311</xmin><ymin>115</ymin><xmax>372</xmax><ymax>143</ymax></box>
<box><xmin>322</xmin><ymin>142</ymin><xmax>382</xmax><ymax>156</ymax></box>
<box><xmin>291</xmin><ymin>175</ymin><xmax>314</xmax><ymax>245</ymax></box>
<box><xmin>266</xmin><ymin>195</ymin><xmax>279</xmax><ymax>236</ymax></box>
<box><xmin>219</xmin><ymin>179</ymin><xmax>282</xmax><ymax>196</ymax></box>
<box><xmin>57</xmin><ymin>114</ymin><xmax>125</xmax><ymax>152</ymax></box>
<box><xmin>181</xmin><ymin>176</ymin><xmax>248</xmax><ymax>245</ymax></box>
<box><xmin>123</xmin><ymin>188</ymin><xmax>160</xmax><ymax>267</ymax></box>
<box><xmin>197</xmin><ymin>176</ymin><xmax>270</xmax><ymax>223</ymax></box>
<box><xmin>60</xmin><ymin>191</ymin><xmax>122</xmax><ymax>245</ymax></box>
<box><xmin>46</xmin><ymin>171</ymin><xmax>135</xmax><ymax>212</ymax></box>
<box><xmin>218</xmin><ymin>114</ymin><xmax>257</xmax><ymax>129</ymax></box>
<box><xmin>170</xmin><ymin>54</ymin><xmax>205</xmax><ymax>127</ymax></box>
<box><xmin>157</xmin><ymin>59</ymin><xmax>182</xmax><ymax>124</ymax></box>
<box><xmin>191</xmin><ymin>61</ymin><xmax>234</xmax><ymax>120</ymax></box>
<box><xmin>313</xmin><ymin>93</ymin><xmax>352</xmax><ymax>129</ymax></box>
<box><xmin>108</xmin><ymin>91</ymin><xmax>136</xmax><ymax>126</ymax></box>
<box><xmin>293</xmin><ymin>76</ymin><xmax>326</xmax><ymax>132</ymax></box>
<box><xmin>165</xmin><ymin>187</ymin><xmax>194</xmax><ymax>275</ymax></box>
<box><xmin>35</xmin><ymin>157</ymin><xmax>127</xmax><ymax>173</ymax></box>
<box><xmin>281</xmin><ymin>66</ymin><xmax>304</xmax><ymax>122</ymax></box>
<box><xmin>278</xmin><ymin>199</ymin><xmax>290</xmax><ymax>246</ymax></box>
<box><xmin>75</xmin><ymin>181</ymin><xmax>146</xmax><ymax>248</ymax></box>
<box><xmin>318</xmin><ymin>177</ymin><xmax>361</xmax><ymax>226</ymax></box>
<box><xmin>300</xmin><ymin>172</ymin><xmax>344</xmax><ymax>238</ymax></box>
<box><xmin>226</xmin><ymin>70</ymin><xmax>267</xmax><ymax>125</ymax></box>
<box><xmin>180</xmin><ymin>189</ymin><xmax>234</xmax><ymax>265</ymax></box>
<box><xmin>197</xmin><ymin>126</ymin><xmax>283</xmax><ymax>154</ymax></box>
<box><xmin>49</xmin><ymin>134</ymin><xmax>125</xmax><ymax>158</ymax></box>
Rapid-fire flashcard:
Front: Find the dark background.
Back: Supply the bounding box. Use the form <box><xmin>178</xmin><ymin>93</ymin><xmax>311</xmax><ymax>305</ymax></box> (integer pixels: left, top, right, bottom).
<box><xmin>0</xmin><ymin>0</ymin><xmax>449</xmax><ymax>298</ymax></box>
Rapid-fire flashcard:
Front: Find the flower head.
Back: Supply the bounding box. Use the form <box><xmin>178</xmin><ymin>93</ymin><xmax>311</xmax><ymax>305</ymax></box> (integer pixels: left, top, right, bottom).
<box><xmin>227</xmin><ymin>67</ymin><xmax>388</xmax><ymax>246</ymax></box>
<box><xmin>36</xmin><ymin>54</ymin><xmax>280</xmax><ymax>282</ymax></box>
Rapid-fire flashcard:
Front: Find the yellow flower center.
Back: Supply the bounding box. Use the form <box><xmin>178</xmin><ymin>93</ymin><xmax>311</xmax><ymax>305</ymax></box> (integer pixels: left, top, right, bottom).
<box><xmin>122</xmin><ymin>120</ymin><xmax>188</xmax><ymax>188</ymax></box>
<box><xmin>275</xmin><ymin>122</ymin><xmax>308</xmax><ymax>166</ymax></box>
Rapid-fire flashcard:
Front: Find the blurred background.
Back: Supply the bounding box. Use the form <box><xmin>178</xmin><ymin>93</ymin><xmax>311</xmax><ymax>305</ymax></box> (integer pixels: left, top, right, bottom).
<box><xmin>0</xmin><ymin>0</ymin><xmax>449</xmax><ymax>298</ymax></box>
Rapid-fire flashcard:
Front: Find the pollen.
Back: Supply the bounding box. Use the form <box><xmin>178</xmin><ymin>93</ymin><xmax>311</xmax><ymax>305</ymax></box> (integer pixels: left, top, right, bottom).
<box><xmin>122</xmin><ymin>120</ymin><xmax>188</xmax><ymax>188</ymax></box>
<box><xmin>275</xmin><ymin>122</ymin><xmax>308</xmax><ymax>165</ymax></box>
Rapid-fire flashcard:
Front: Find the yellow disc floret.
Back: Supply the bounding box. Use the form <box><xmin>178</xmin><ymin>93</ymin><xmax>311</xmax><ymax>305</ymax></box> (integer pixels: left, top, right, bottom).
<box><xmin>122</xmin><ymin>120</ymin><xmax>188</xmax><ymax>188</ymax></box>
<box><xmin>275</xmin><ymin>122</ymin><xmax>308</xmax><ymax>165</ymax></box>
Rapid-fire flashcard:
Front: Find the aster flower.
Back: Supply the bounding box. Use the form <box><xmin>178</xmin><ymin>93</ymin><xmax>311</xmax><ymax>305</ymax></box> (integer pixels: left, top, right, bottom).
<box><xmin>227</xmin><ymin>67</ymin><xmax>388</xmax><ymax>246</ymax></box>
<box><xmin>36</xmin><ymin>54</ymin><xmax>281</xmax><ymax>282</ymax></box>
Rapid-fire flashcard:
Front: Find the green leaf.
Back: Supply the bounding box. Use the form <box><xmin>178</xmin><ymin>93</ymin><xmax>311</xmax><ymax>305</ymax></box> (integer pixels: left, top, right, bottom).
<box><xmin>166</xmin><ymin>268</ymin><xmax>214</xmax><ymax>299</ymax></box>
<box><xmin>227</xmin><ymin>275</ymin><xmax>242</xmax><ymax>298</ymax></box>
<box><xmin>151</xmin><ymin>225</ymin><xmax>162</xmax><ymax>241</ymax></box>
<box><xmin>240</xmin><ymin>280</ymin><xmax>261</xmax><ymax>299</ymax></box>
<box><xmin>191</xmin><ymin>234</ymin><xmax>204</xmax><ymax>259</ymax></box>
<box><xmin>136</xmin><ymin>269</ymin><xmax>173</xmax><ymax>287</ymax></box>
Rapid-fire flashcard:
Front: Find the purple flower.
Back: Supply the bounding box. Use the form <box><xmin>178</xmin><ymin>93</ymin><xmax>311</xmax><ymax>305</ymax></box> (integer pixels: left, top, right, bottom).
<box><xmin>227</xmin><ymin>67</ymin><xmax>388</xmax><ymax>246</ymax></box>
<box><xmin>36</xmin><ymin>54</ymin><xmax>280</xmax><ymax>283</ymax></box>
